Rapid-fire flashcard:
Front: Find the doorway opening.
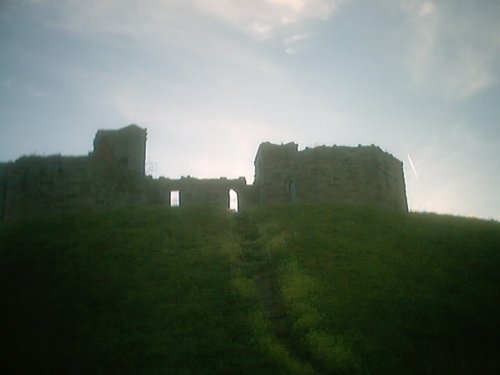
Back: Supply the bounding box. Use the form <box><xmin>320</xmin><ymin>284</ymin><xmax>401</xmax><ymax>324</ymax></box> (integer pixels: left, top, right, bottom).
<box><xmin>288</xmin><ymin>180</ymin><xmax>298</xmax><ymax>203</ymax></box>
<box><xmin>229</xmin><ymin>189</ymin><xmax>239</xmax><ymax>212</ymax></box>
<box><xmin>170</xmin><ymin>190</ymin><xmax>180</xmax><ymax>207</ymax></box>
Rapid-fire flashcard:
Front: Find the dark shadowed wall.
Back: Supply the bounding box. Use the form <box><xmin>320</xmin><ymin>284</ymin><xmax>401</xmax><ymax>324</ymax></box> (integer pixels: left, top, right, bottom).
<box><xmin>254</xmin><ymin>142</ymin><xmax>408</xmax><ymax>212</ymax></box>
<box><xmin>0</xmin><ymin>126</ymin><xmax>408</xmax><ymax>221</ymax></box>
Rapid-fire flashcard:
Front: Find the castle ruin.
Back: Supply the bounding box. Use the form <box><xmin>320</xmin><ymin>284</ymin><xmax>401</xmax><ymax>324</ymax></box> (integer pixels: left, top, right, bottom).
<box><xmin>0</xmin><ymin>124</ymin><xmax>408</xmax><ymax>221</ymax></box>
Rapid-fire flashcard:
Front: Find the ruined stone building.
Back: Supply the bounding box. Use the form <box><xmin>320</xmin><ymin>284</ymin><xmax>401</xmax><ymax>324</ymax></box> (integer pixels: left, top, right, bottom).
<box><xmin>254</xmin><ymin>142</ymin><xmax>408</xmax><ymax>212</ymax></box>
<box><xmin>0</xmin><ymin>124</ymin><xmax>408</xmax><ymax>221</ymax></box>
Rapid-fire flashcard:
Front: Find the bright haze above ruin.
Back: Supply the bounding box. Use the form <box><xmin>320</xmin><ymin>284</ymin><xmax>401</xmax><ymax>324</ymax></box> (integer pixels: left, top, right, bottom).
<box><xmin>1</xmin><ymin>0</ymin><xmax>499</xmax><ymax>220</ymax></box>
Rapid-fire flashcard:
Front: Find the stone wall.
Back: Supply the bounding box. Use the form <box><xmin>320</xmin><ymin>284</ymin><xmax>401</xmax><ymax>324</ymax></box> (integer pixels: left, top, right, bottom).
<box><xmin>0</xmin><ymin>154</ymin><xmax>151</xmax><ymax>221</ymax></box>
<box><xmin>154</xmin><ymin>176</ymin><xmax>249</xmax><ymax>211</ymax></box>
<box><xmin>254</xmin><ymin>142</ymin><xmax>408</xmax><ymax>212</ymax></box>
<box><xmin>0</xmin><ymin>125</ymin><xmax>408</xmax><ymax>221</ymax></box>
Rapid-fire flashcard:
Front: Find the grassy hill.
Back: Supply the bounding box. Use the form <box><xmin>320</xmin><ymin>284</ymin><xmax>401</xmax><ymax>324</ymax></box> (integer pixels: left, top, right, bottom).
<box><xmin>1</xmin><ymin>205</ymin><xmax>499</xmax><ymax>374</ymax></box>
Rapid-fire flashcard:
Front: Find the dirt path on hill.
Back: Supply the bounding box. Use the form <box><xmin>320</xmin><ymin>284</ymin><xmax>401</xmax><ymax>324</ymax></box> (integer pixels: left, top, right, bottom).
<box><xmin>233</xmin><ymin>213</ymin><xmax>328</xmax><ymax>375</ymax></box>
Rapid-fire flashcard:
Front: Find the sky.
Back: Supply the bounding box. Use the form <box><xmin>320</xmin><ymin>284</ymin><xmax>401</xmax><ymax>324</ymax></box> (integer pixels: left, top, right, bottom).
<box><xmin>1</xmin><ymin>0</ymin><xmax>499</xmax><ymax>220</ymax></box>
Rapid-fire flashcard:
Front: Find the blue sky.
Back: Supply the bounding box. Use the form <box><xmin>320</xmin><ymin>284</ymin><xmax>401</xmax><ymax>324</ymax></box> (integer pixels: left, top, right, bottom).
<box><xmin>1</xmin><ymin>0</ymin><xmax>499</xmax><ymax>219</ymax></box>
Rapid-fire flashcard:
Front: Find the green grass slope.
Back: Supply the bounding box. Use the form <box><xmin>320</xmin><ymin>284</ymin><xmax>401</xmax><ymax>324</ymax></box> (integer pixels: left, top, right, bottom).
<box><xmin>0</xmin><ymin>208</ymin><xmax>282</xmax><ymax>374</ymax></box>
<box><xmin>252</xmin><ymin>205</ymin><xmax>500</xmax><ymax>374</ymax></box>
<box><xmin>1</xmin><ymin>205</ymin><xmax>500</xmax><ymax>374</ymax></box>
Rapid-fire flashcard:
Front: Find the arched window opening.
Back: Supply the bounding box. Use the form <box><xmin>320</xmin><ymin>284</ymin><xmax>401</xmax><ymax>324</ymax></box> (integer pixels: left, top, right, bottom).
<box><xmin>170</xmin><ymin>190</ymin><xmax>180</xmax><ymax>207</ymax></box>
<box><xmin>288</xmin><ymin>180</ymin><xmax>298</xmax><ymax>203</ymax></box>
<box><xmin>229</xmin><ymin>189</ymin><xmax>239</xmax><ymax>212</ymax></box>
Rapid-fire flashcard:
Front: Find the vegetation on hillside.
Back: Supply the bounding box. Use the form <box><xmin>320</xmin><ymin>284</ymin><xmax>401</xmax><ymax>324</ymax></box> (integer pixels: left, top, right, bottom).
<box><xmin>1</xmin><ymin>205</ymin><xmax>499</xmax><ymax>374</ymax></box>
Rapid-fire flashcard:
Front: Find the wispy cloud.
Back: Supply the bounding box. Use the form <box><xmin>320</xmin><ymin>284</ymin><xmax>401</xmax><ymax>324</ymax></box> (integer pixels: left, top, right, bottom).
<box><xmin>284</xmin><ymin>32</ymin><xmax>312</xmax><ymax>54</ymax></box>
<box><xmin>24</xmin><ymin>0</ymin><xmax>347</xmax><ymax>56</ymax></box>
<box><xmin>26</xmin><ymin>0</ymin><xmax>346</xmax><ymax>38</ymax></box>
<box><xmin>193</xmin><ymin>0</ymin><xmax>347</xmax><ymax>39</ymax></box>
<box><xmin>400</xmin><ymin>0</ymin><xmax>500</xmax><ymax>99</ymax></box>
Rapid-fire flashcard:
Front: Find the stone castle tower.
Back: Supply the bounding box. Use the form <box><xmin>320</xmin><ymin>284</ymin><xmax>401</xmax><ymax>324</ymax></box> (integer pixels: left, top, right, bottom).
<box><xmin>254</xmin><ymin>142</ymin><xmax>408</xmax><ymax>212</ymax></box>
<box><xmin>91</xmin><ymin>124</ymin><xmax>147</xmax><ymax>175</ymax></box>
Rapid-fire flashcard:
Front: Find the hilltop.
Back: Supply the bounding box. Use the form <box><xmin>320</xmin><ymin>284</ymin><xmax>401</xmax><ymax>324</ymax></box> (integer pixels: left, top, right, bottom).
<box><xmin>1</xmin><ymin>205</ymin><xmax>499</xmax><ymax>374</ymax></box>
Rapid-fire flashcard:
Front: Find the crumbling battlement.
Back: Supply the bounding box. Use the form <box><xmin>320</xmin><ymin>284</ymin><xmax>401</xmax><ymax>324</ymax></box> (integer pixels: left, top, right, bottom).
<box><xmin>91</xmin><ymin>124</ymin><xmax>147</xmax><ymax>175</ymax></box>
<box><xmin>254</xmin><ymin>142</ymin><xmax>408</xmax><ymax>212</ymax></box>
<box><xmin>0</xmin><ymin>125</ymin><xmax>408</xmax><ymax>221</ymax></box>
<box><xmin>0</xmin><ymin>125</ymin><xmax>150</xmax><ymax>220</ymax></box>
